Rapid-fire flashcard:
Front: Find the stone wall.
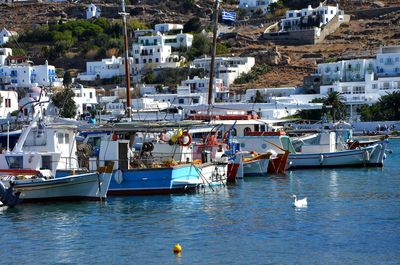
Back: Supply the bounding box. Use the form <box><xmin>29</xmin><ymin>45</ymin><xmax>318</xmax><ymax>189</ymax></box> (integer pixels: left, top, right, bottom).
<box><xmin>263</xmin><ymin>28</ymin><xmax>318</xmax><ymax>45</ymax></box>
<box><xmin>262</xmin><ymin>14</ymin><xmax>350</xmax><ymax>45</ymax></box>
<box><xmin>347</xmin><ymin>6</ymin><xmax>400</xmax><ymax>19</ymax></box>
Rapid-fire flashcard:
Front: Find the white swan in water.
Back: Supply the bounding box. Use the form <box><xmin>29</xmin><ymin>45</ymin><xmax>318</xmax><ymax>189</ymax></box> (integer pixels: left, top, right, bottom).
<box><xmin>292</xmin><ymin>194</ymin><xmax>307</xmax><ymax>208</ymax></box>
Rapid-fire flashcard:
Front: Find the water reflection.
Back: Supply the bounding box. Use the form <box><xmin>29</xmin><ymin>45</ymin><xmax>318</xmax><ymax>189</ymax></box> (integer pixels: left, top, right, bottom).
<box><xmin>329</xmin><ymin>170</ymin><xmax>339</xmax><ymax>199</ymax></box>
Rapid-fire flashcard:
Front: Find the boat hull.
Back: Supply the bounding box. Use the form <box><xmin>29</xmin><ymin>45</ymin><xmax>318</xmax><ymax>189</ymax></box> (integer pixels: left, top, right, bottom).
<box><xmin>10</xmin><ymin>172</ymin><xmax>112</xmax><ymax>202</ymax></box>
<box><xmin>107</xmin><ymin>164</ymin><xmax>201</xmax><ymax>195</ymax></box>
<box><xmin>197</xmin><ymin>162</ymin><xmax>228</xmax><ymax>187</ymax></box>
<box><xmin>242</xmin><ymin>158</ymin><xmax>269</xmax><ymax>177</ymax></box>
<box><xmin>288</xmin><ymin>142</ymin><xmax>386</xmax><ymax>169</ymax></box>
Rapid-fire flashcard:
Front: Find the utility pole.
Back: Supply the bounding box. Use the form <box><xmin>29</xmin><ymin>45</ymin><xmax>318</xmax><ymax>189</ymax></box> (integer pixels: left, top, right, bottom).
<box><xmin>120</xmin><ymin>0</ymin><xmax>132</xmax><ymax>119</ymax></box>
<box><xmin>207</xmin><ymin>0</ymin><xmax>220</xmax><ymax>113</ymax></box>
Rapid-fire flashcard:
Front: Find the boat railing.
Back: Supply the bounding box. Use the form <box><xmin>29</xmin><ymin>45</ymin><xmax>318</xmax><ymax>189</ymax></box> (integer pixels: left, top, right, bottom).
<box><xmin>59</xmin><ymin>156</ymin><xmax>82</xmax><ymax>171</ymax></box>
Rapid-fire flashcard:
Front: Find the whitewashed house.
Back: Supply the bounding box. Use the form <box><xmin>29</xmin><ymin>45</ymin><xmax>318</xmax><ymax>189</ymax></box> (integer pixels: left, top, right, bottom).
<box><xmin>72</xmin><ymin>84</ymin><xmax>98</xmax><ymax>115</ymax></box>
<box><xmin>191</xmin><ymin>56</ymin><xmax>255</xmax><ymax>88</ymax></box>
<box><xmin>0</xmin><ymin>90</ymin><xmax>18</xmax><ymax>118</ymax></box>
<box><xmin>0</xmin><ymin>48</ymin><xmax>12</xmax><ymax>66</ymax></box>
<box><xmin>77</xmin><ymin>56</ymin><xmax>134</xmax><ymax>81</ymax></box>
<box><xmin>86</xmin><ymin>3</ymin><xmax>101</xmax><ymax>19</ymax></box>
<box><xmin>144</xmin><ymin>86</ymin><xmax>208</xmax><ymax>105</ymax></box>
<box><xmin>239</xmin><ymin>0</ymin><xmax>278</xmax><ymax>14</ymax></box>
<box><xmin>181</xmin><ymin>76</ymin><xmax>228</xmax><ymax>100</ymax></box>
<box><xmin>0</xmin><ymin>59</ymin><xmax>62</xmax><ymax>89</ymax></box>
<box><xmin>132</xmin><ymin>33</ymin><xmax>189</xmax><ymax>81</ymax></box>
<box><xmin>0</xmin><ymin>28</ymin><xmax>18</xmax><ymax>45</ymax></box>
<box><xmin>280</xmin><ymin>3</ymin><xmax>343</xmax><ymax>32</ymax></box>
<box><xmin>154</xmin><ymin>23</ymin><xmax>183</xmax><ymax>33</ymax></box>
<box><xmin>18</xmin><ymin>86</ymin><xmax>49</xmax><ymax>119</ymax></box>
<box><xmin>280</xmin><ymin>46</ymin><xmax>400</xmax><ymax>121</ymax></box>
<box><xmin>136</xmin><ymin>32</ymin><xmax>193</xmax><ymax>50</ymax></box>
<box><xmin>317</xmin><ymin>46</ymin><xmax>400</xmax><ymax>85</ymax></box>
<box><xmin>245</xmin><ymin>87</ymin><xmax>297</xmax><ymax>102</ymax></box>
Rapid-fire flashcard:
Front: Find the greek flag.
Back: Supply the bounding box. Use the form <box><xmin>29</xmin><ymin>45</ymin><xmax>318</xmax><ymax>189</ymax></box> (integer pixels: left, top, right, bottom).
<box><xmin>222</xmin><ymin>10</ymin><xmax>236</xmax><ymax>22</ymax></box>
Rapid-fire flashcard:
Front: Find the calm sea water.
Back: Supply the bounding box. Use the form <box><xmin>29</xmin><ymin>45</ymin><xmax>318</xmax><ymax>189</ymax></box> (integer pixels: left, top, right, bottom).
<box><xmin>1</xmin><ymin>140</ymin><xmax>400</xmax><ymax>265</ymax></box>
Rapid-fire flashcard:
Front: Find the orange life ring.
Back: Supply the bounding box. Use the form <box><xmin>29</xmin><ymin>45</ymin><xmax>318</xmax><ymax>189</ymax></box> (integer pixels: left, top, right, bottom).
<box><xmin>178</xmin><ymin>131</ymin><xmax>192</xmax><ymax>146</ymax></box>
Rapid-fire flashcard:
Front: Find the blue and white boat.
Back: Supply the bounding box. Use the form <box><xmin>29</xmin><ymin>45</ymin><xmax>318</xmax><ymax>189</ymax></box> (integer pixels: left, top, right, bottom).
<box><xmin>80</xmin><ymin>122</ymin><xmax>205</xmax><ymax>195</ymax></box>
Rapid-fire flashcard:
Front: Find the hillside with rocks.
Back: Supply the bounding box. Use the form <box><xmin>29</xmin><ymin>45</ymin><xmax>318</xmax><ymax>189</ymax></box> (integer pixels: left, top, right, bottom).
<box><xmin>0</xmin><ymin>0</ymin><xmax>399</xmax><ymax>89</ymax></box>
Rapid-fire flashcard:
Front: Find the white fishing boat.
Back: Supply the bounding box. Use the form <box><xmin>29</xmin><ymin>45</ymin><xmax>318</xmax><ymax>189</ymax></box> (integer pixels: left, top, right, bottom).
<box><xmin>230</xmin><ymin>129</ymin><xmax>387</xmax><ymax>169</ymax></box>
<box><xmin>280</xmin><ymin>133</ymin><xmax>387</xmax><ymax>169</ymax></box>
<box><xmin>0</xmin><ymin>164</ymin><xmax>113</xmax><ymax>205</ymax></box>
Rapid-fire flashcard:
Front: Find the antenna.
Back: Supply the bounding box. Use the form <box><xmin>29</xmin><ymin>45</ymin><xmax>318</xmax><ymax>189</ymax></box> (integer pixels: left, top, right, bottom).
<box><xmin>120</xmin><ymin>0</ymin><xmax>132</xmax><ymax>119</ymax></box>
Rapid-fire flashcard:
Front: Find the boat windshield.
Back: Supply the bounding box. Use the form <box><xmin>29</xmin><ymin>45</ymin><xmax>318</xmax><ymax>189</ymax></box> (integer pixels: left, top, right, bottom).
<box><xmin>6</xmin><ymin>156</ymin><xmax>23</xmax><ymax>169</ymax></box>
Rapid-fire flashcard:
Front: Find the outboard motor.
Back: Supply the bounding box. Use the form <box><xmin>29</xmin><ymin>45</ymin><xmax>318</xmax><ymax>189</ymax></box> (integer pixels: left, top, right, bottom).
<box><xmin>0</xmin><ymin>182</ymin><xmax>21</xmax><ymax>207</ymax></box>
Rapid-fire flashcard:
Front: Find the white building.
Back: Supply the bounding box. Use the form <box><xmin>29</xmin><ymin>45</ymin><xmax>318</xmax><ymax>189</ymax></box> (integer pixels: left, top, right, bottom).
<box><xmin>181</xmin><ymin>76</ymin><xmax>228</xmax><ymax>100</ymax></box>
<box><xmin>0</xmin><ymin>28</ymin><xmax>18</xmax><ymax>45</ymax></box>
<box><xmin>136</xmin><ymin>32</ymin><xmax>193</xmax><ymax>50</ymax></box>
<box><xmin>191</xmin><ymin>56</ymin><xmax>255</xmax><ymax>88</ymax></box>
<box><xmin>0</xmin><ymin>59</ymin><xmax>62</xmax><ymax>89</ymax></box>
<box><xmin>317</xmin><ymin>46</ymin><xmax>400</xmax><ymax>85</ymax></box>
<box><xmin>77</xmin><ymin>56</ymin><xmax>134</xmax><ymax>81</ymax></box>
<box><xmin>245</xmin><ymin>87</ymin><xmax>297</xmax><ymax>102</ymax></box>
<box><xmin>279</xmin><ymin>46</ymin><xmax>400</xmax><ymax>121</ymax></box>
<box><xmin>72</xmin><ymin>84</ymin><xmax>98</xmax><ymax>115</ymax></box>
<box><xmin>144</xmin><ymin>86</ymin><xmax>208</xmax><ymax>105</ymax></box>
<box><xmin>0</xmin><ymin>48</ymin><xmax>12</xmax><ymax>66</ymax></box>
<box><xmin>86</xmin><ymin>3</ymin><xmax>101</xmax><ymax>19</ymax></box>
<box><xmin>18</xmin><ymin>86</ymin><xmax>49</xmax><ymax>119</ymax></box>
<box><xmin>239</xmin><ymin>0</ymin><xmax>278</xmax><ymax>14</ymax></box>
<box><xmin>281</xmin><ymin>3</ymin><xmax>343</xmax><ymax>32</ymax></box>
<box><xmin>154</xmin><ymin>23</ymin><xmax>183</xmax><ymax>33</ymax></box>
<box><xmin>0</xmin><ymin>90</ymin><xmax>18</xmax><ymax>118</ymax></box>
<box><xmin>132</xmin><ymin>34</ymin><xmax>188</xmax><ymax>80</ymax></box>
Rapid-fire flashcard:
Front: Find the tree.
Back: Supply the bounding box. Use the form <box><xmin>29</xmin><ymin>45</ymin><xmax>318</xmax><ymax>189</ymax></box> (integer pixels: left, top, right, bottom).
<box><xmin>183</xmin><ymin>17</ymin><xmax>203</xmax><ymax>33</ymax></box>
<box><xmin>360</xmin><ymin>91</ymin><xmax>400</xmax><ymax>121</ymax></box>
<box><xmin>253</xmin><ymin>90</ymin><xmax>264</xmax><ymax>103</ymax></box>
<box><xmin>52</xmin><ymin>88</ymin><xmax>77</xmax><ymax>118</ymax></box>
<box><xmin>185</xmin><ymin>33</ymin><xmax>211</xmax><ymax>60</ymax></box>
<box><xmin>143</xmin><ymin>71</ymin><xmax>155</xmax><ymax>84</ymax></box>
<box><xmin>324</xmin><ymin>91</ymin><xmax>346</xmax><ymax>122</ymax></box>
<box><xmin>63</xmin><ymin>71</ymin><xmax>72</xmax><ymax>88</ymax></box>
<box><xmin>296</xmin><ymin>97</ymin><xmax>325</xmax><ymax>121</ymax></box>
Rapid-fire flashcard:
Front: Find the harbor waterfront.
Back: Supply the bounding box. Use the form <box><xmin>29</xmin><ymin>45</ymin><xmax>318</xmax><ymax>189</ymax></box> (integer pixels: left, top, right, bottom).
<box><xmin>0</xmin><ymin>139</ymin><xmax>399</xmax><ymax>264</ymax></box>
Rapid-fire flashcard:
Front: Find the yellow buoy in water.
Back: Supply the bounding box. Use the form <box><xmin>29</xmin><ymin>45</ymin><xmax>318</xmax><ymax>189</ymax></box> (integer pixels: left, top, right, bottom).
<box><xmin>173</xmin><ymin>243</ymin><xmax>182</xmax><ymax>254</ymax></box>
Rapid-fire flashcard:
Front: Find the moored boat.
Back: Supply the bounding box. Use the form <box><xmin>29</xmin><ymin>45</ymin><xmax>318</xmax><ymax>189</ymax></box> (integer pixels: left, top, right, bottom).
<box><xmin>0</xmin><ymin>164</ymin><xmax>113</xmax><ymax>205</ymax></box>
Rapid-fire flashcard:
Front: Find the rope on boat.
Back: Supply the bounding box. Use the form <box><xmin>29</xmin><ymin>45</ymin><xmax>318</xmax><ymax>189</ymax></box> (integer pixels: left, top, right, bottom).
<box><xmin>192</xmin><ymin>164</ymin><xmax>215</xmax><ymax>192</ymax></box>
<box><xmin>96</xmin><ymin>172</ymin><xmax>103</xmax><ymax>202</ymax></box>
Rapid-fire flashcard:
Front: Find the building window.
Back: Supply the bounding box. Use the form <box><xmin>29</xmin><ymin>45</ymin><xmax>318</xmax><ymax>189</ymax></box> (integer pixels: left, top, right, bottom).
<box><xmin>193</xmin><ymin>98</ymin><xmax>199</xmax><ymax>104</ymax></box>
<box><xmin>178</xmin><ymin>99</ymin><xmax>184</xmax><ymax>104</ymax></box>
<box><xmin>5</xmin><ymin>98</ymin><xmax>11</xmax><ymax>107</ymax></box>
<box><xmin>382</xmin><ymin>82</ymin><xmax>390</xmax><ymax>90</ymax></box>
<box><xmin>353</xmin><ymin>86</ymin><xmax>365</xmax><ymax>94</ymax></box>
<box><xmin>135</xmin><ymin>59</ymin><xmax>139</xmax><ymax>64</ymax></box>
<box><xmin>149</xmin><ymin>59</ymin><xmax>152</xmax><ymax>63</ymax></box>
<box><xmin>89</xmin><ymin>92</ymin><xmax>93</xmax><ymax>98</ymax></box>
<box><xmin>342</xmin><ymin>87</ymin><xmax>350</xmax><ymax>94</ymax></box>
<box><xmin>143</xmin><ymin>59</ymin><xmax>147</xmax><ymax>63</ymax></box>
<box><xmin>155</xmin><ymin>58</ymin><xmax>159</xmax><ymax>63</ymax></box>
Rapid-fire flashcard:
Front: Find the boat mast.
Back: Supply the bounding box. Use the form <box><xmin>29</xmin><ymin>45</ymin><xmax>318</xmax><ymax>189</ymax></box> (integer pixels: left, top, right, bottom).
<box><xmin>207</xmin><ymin>0</ymin><xmax>220</xmax><ymax>114</ymax></box>
<box><xmin>120</xmin><ymin>0</ymin><xmax>132</xmax><ymax>119</ymax></box>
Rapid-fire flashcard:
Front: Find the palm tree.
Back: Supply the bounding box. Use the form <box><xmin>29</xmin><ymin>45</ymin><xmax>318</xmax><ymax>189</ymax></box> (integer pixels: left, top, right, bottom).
<box><xmin>324</xmin><ymin>91</ymin><xmax>346</xmax><ymax>123</ymax></box>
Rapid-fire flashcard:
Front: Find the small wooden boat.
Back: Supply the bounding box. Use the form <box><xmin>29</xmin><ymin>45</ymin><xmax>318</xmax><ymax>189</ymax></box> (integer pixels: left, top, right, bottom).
<box><xmin>0</xmin><ymin>164</ymin><xmax>113</xmax><ymax>205</ymax></box>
